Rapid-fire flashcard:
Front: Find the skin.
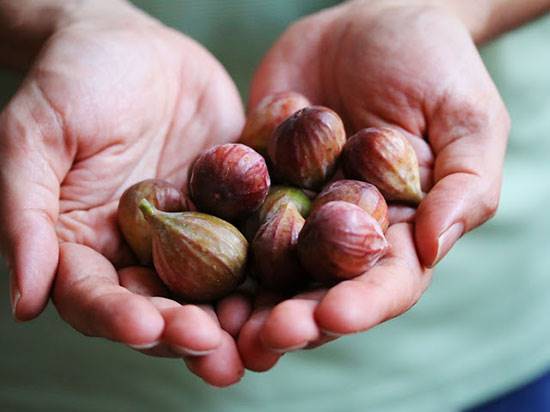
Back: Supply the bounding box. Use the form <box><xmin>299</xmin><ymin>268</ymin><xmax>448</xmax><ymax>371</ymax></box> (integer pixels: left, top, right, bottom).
<box><xmin>1</xmin><ymin>0</ymin><xmax>549</xmax><ymax>388</ymax></box>
<box><xmin>0</xmin><ymin>1</ymin><xmax>249</xmax><ymax>386</ymax></box>
<box><xmin>239</xmin><ymin>0</ymin><xmax>513</xmax><ymax>370</ymax></box>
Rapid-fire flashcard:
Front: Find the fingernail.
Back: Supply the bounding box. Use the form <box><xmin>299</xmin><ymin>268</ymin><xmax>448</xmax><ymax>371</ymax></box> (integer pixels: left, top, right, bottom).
<box><xmin>320</xmin><ymin>328</ymin><xmax>346</xmax><ymax>338</ymax></box>
<box><xmin>129</xmin><ymin>340</ymin><xmax>160</xmax><ymax>350</ymax></box>
<box><xmin>430</xmin><ymin>222</ymin><xmax>464</xmax><ymax>268</ymax></box>
<box><xmin>172</xmin><ymin>345</ymin><xmax>215</xmax><ymax>357</ymax></box>
<box><xmin>9</xmin><ymin>269</ymin><xmax>21</xmax><ymax>321</ymax></box>
<box><xmin>271</xmin><ymin>342</ymin><xmax>308</xmax><ymax>354</ymax></box>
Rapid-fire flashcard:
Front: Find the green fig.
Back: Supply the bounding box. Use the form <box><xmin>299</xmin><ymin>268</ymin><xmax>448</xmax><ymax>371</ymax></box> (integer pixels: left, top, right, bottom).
<box><xmin>139</xmin><ymin>199</ymin><xmax>248</xmax><ymax>302</ymax></box>
<box><xmin>117</xmin><ymin>179</ymin><xmax>188</xmax><ymax>265</ymax></box>
<box><xmin>241</xmin><ymin>185</ymin><xmax>311</xmax><ymax>242</ymax></box>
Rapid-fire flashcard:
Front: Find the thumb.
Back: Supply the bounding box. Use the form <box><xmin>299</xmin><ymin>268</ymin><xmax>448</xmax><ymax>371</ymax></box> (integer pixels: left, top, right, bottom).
<box><xmin>248</xmin><ymin>11</ymin><xmax>337</xmax><ymax>110</ymax></box>
<box><xmin>0</xmin><ymin>80</ymin><xmax>71</xmax><ymax>320</ymax></box>
<box><xmin>415</xmin><ymin>95</ymin><xmax>511</xmax><ymax>267</ymax></box>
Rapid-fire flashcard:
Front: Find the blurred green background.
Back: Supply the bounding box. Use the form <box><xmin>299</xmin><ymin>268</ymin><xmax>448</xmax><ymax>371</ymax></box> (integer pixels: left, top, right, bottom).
<box><xmin>1</xmin><ymin>2</ymin><xmax>549</xmax><ymax>411</ymax></box>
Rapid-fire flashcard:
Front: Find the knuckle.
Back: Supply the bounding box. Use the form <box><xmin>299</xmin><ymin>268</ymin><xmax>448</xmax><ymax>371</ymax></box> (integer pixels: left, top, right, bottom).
<box><xmin>480</xmin><ymin>187</ymin><xmax>500</xmax><ymax>221</ymax></box>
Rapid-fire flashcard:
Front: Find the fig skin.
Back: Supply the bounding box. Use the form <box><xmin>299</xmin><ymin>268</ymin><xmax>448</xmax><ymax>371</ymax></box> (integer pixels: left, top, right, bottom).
<box><xmin>189</xmin><ymin>143</ymin><xmax>270</xmax><ymax>221</ymax></box>
<box><xmin>117</xmin><ymin>179</ymin><xmax>188</xmax><ymax>265</ymax></box>
<box><xmin>139</xmin><ymin>199</ymin><xmax>248</xmax><ymax>302</ymax></box>
<box><xmin>268</xmin><ymin>106</ymin><xmax>346</xmax><ymax>190</ymax></box>
<box><xmin>239</xmin><ymin>91</ymin><xmax>310</xmax><ymax>157</ymax></box>
<box><xmin>258</xmin><ymin>186</ymin><xmax>312</xmax><ymax>223</ymax></box>
<box><xmin>241</xmin><ymin>185</ymin><xmax>311</xmax><ymax>242</ymax></box>
<box><xmin>297</xmin><ymin>201</ymin><xmax>390</xmax><ymax>283</ymax></box>
<box><xmin>342</xmin><ymin>127</ymin><xmax>424</xmax><ymax>205</ymax></box>
<box><xmin>312</xmin><ymin>180</ymin><xmax>389</xmax><ymax>232</ymax></box>
<box><xmin>251</xmin><ymin>203</ymin><xmax>307</xmax><ymax>293</ymax></box>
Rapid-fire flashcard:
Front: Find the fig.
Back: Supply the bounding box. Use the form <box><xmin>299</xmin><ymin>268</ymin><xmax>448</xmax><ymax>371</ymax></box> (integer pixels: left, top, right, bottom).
<box><xmin>139</xmin><ymin>199</ymin><xmax>248</xmax><ymax>302</ymax></box>
<box><xmin>298</xmin><ymin>201</ymin><xmax>389</xmax><ymax>283</ymax></box>
<box><xmin>258</xmin><ymin>186</ymin><xmax>312</xmax><ymax>222</ymax></box>
<box><xmin>251</xmin><ymin>203</ymin><xmax>307</xmax><ymax>293</ymax></box>
<box><xmin>312</xmin><ymin>180</ymin><xmax>389</xmax><ymax>232</ymax></box>
<box><xmin>241</xmin><ymin>185</ymin><xmax>311</xmax><ymax>242</ymax></box>
<box><xmin>239</xmin><ymin>91</ymin><xmax>310</xmax><ymax>157</ymax></box>
<box><xmin>342</xmin><ymin>127</ymin><xmax>423</xmax><ymax>204</ymax></box>
<box><xmin>189</xmin><ymin>143</ymin><xmax>270</xmax><ymax>221</ymax></box>
<box><xmin>268</xmin><ymin>106</ymin><xmax>346</xmax><ymax>190</ymax></box>
<box><xmin>117</xmin><ymin>179</ymin><xmax>189</xmax><ymax>265</ymax></box>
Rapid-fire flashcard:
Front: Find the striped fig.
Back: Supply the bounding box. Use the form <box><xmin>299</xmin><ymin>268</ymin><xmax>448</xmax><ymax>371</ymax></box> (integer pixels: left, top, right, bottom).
<box><xmin>189</xmin><ymin>143</ymin><xmax>270</xmax><ymax>221</ymax></box>
<box><xmin>139</xmin><ymin>199</ymin><xmax>248</xmax><ymax>302</ymax></box>
<box><xmin>251</xmin><ymin>202</ymin><xmax>307</xmax><ymax>293</ymax></box>
<box><xmin>117</xmin><ymin>179</ymin><xmax>189</xmax><ymax>265</ymax></box>
<box><xmin>268</xmin><ymin>106</ymin><xmax>346</xmax><ymax>190</ymax></box>
<box><xmin>298</xmin><ymin>201</ymin><xmax>389</xmax><ymax>283</ymax></box>
<box><xmin>342</xmin><ymin>127</ymin><xmax>423</xmax><ymax>205</ymax></box>
<box><xmin>312</xmin><ymin>180</ymin><xmax>389</xmax><ymax>232</ymax></box>
<box><xmin>239</xmin><ymin>91</ymin><xmax>310</xmax><ymax>157</ymax></box>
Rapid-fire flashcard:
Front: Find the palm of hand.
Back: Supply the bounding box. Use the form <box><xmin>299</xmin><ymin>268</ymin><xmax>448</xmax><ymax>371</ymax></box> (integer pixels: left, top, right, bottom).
<box><xmin>239</xmin><ymin>3</ymin><xmax>508</xmax><ymax>370</ymax></box>
<box><xmin>38</xmin><ymin>24</ymin><xmax>241</xmax><ymax>261</ymax></box>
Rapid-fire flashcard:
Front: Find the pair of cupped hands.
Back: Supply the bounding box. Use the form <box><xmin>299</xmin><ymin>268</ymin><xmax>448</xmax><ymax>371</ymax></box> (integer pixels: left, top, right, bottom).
<box><xmin>0</xmin><ymin>0</ymin><xmax>509</xmax><ymax>386</ymax></box>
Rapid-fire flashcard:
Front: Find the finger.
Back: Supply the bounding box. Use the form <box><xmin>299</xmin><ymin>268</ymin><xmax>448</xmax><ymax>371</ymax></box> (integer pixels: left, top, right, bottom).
<box><xmin>416</xmin><ymin>93</ymin><xmax>511</xmax><ymax>267</ymax></box>
<box><xmin>248</xmin><ymin>10</ymin><xmax>339</xmax><ymax>109</ymax></box>
<box><xmin>53</xmin><ymin>243</ymin><xmax>164</xmax><ymax>347</ymax></box>
<box><xmin>216</xmin><ymin>292</ymin><xmax>253</xmax><ymax>338</ymax></box>
<box><xmin>388</xmin><ymin>205</ymin><xmax>416</xmax><ymax>225</ymax></box>
<box><xmin>260</xmin><ymin>289</ymin><xmax>326</xmax><ymax>352</ymax></box>
<box><xmin>303</xmin><ymin>334</ymin><xmax>337</xmax><ymax>350</ymax></box>
<box><xmin>159</xmin><ymin>303</ymin><xmax>222</xmax><ymax>356</ymax></box>
<box><xmin>238</xmin><ymin>308</ymin><xmax>281</xmax><ymax>372</ymax></box>
<box><xmin>260</xmin><ymin>299</ymin><xmax>321</xmax><ymax>352</ymax></box>
<box><xmin>118</xmin><ymin>266</ymin><xmax>169</xmax><ymax>297</ymax></box>
<box><xmin>315</xmin><ymin>224</ymin><xmax>432</xmax><ymax>335</ymax></box>
<box><xmin>185</xmin><ymin>331</ymin><xmax>244</xmax><ymax>387</ymax></box>
<box><xmin>0</xmin><ymin>84</ymin><xmax>72</xmax><ymax>321</ymax></box>
<box><xmin>129</xmin><ymin>297</ymin><xmax>222</xmax><ymax>358</ymax></box>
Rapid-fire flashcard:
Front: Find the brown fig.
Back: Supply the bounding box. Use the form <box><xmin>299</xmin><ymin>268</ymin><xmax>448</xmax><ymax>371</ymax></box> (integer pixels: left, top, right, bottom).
<box><xmin>117</xmin><ymin>179</ymin><xmax>189</xmax><ymax>265</ymax></box>
<box><xmin>298</xmin><ymin>201</ymin><xmax>389</xmax><ymax>283</ymax></box>
<box><xmin>252</xmin><ymin>203</ymin><xmax>307</xmax><ymax>293</ymax></box>
<box><xmin>268</xmin><ymin>106</ymin><xmax>346</xmax><ymax>190</ymax></box>
<box><xmin>312</xmin><ymin>180</ymin><xmax>389</xmax><ymax>232</ymax></box>
<box><xmin>342</xmin><ymin>127</ymin><xmax>424</xmax><ymax>204</ymax></box>
<box><xmin>189</xmin><ymin>143</ymin><xmax>270</xmax><ymax>221</ymax></box>
<box><xmin>239</xmin><ymin>91</ymin><xmax>310</xmax><ymax>157</ymax></box>
<box><xmin>139</xmin><ymin>199</ymin><xmax>248</xmax><ymax>302</ymax></box>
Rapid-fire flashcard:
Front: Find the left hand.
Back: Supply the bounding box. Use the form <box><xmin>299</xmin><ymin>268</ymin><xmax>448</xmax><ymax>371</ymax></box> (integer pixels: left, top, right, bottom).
<box><xmin>0</xmin><ymin>0</ymin><xmax>249</xmax><ymax>386</ymax></box>
<box><xmin>239</xmin><ymin>0</ymin><xmax>510</xmax><ymax>370</ymax></box>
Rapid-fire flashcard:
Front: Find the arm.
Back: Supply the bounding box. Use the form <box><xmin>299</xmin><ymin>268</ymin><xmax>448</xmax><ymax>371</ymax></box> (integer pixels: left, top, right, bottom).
<box><xmin>0</xmin><ymin>0</ymin><xmax>146</xmax><ymax>69</ymax></box>
<box><xmin>443</xmin><ymin>0</ymin><xmax>550</xmax><ymax>43</ymax></box>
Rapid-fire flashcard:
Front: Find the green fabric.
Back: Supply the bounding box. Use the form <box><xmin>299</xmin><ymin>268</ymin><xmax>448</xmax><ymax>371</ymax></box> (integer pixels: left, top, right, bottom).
<box><xmin>1</xmin><ymin>2</ymin><xmax>550</xmax><ymax>411</ymax></box>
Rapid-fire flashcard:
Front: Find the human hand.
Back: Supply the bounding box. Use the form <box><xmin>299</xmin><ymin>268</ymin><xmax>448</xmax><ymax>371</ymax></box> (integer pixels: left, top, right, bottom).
<box><xmin>0</xmin><ymin>0</ymin><xmax>248</xmax><ymax>386</ymax></box>
<box><xmin>239</xmin><ymin>0</ymin><xmax>510</xmax><ymax>369</ymax></box>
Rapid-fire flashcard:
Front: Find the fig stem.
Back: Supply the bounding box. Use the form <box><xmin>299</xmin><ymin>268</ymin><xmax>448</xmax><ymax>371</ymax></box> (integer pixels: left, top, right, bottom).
<box><xmin>138</xmin><ymin>198</ymin><xmax>157</xmax><ymax>221</ymax></box>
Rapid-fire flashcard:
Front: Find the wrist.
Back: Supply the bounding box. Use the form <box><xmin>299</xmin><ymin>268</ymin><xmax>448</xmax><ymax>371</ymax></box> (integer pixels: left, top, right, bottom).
<box><xmin>427</xmin><ymin>0</ymin><xmax>550</xmax><ymax>44</ymax></box>
<box><xmin>345</xmin><ymin>0</ymin><xmax>550</xmax><ymax>44</ymax></box>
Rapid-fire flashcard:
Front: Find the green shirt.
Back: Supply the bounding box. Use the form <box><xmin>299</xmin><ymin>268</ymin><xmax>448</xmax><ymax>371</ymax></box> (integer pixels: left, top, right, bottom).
<box><xmin>1</xmin><ymin>2</ymin><xmax>550</xmax><ymax>411</ymax></box>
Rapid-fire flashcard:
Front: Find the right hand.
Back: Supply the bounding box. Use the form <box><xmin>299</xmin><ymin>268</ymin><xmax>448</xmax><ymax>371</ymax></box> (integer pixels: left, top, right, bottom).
<box><xmin>238</xmin><ymin>0</ymin><xmax>510</xmax><ymax>371</ymax></box>
<box><xmin>0</xmin><ymin>0</ymin><xmax>248</xmax><ymax>387</ymax></box>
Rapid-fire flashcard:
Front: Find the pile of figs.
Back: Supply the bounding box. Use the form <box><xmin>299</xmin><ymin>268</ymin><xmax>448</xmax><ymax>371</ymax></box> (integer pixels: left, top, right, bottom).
<box><xmin>117</xmin><ymin>92</ymin><xmax>424</xmax><ymax>302</ymax></box>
